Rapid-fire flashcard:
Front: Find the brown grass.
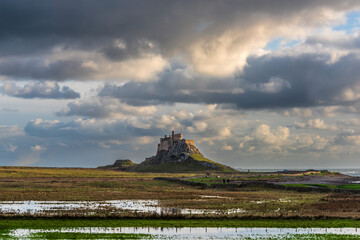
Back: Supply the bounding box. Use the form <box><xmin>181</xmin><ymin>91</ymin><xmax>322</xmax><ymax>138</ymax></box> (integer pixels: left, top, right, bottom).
<box><xmin>1</xmin><ymin>167</ymin><xmax>360</xmax><ymax>219</ymax></box>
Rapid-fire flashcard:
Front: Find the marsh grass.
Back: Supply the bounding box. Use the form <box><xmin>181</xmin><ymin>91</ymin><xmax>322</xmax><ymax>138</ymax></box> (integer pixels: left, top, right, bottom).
<box><xmin>3</xmin><ymin>219</ymin><xmax>360</xmax><ymax>228</ymax></box>
<box><xmin>1</xmin><ymin>167</ymin><xmax>360</xmax><ymax>219</ymax></box>
<box><xmin>285</xmin><ymin>183</ymin><xmax>360</xmax><ymax>190</ymax></box>
<box><xmin>31</xmin><ymin>232</ymin><xmax>154</xmax><ymax>239</ymax></box>
<box><xmin>0</xmin><ymin>229</ymin><xmax>11</xmax><ymax>239</ymax></box>
<box><xmin>0</xmin><ymin>166</ymin><xmax>197</xmax><ymax>178</ymax></box>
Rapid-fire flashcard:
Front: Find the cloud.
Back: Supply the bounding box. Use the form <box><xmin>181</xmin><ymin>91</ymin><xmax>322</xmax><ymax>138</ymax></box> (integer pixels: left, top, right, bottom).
<box><xmin>292</xmin><ymin>135</ymin><xmax>332</xmax><ymax>152</ymax></box>
<box><xmin>222</xmin><ymin>144</ymin><xmax>233</xmax><ymax>151</ymax></box>
<box><xmin>24</xmin><ymin>118</ymin><xmax>160</xmax><ymax>140</ymax></box>
<box><xmin>186</xmin><ymin>121</ymin><xmax>208</xmax><ymax>133</ymax></box>
<box><xmin>295</xmin><ymin>118</ymin><xmax>338</xmax><ymax>130</ymax></box>
<box><xmin>254</xmin><ymin>124</ymin><xmax>290</xmax><ymax>145</ymax></box>
<box><xmin>234</xmin><ymin>125</ymin><xmax>337</xmax><ymax>154</ymax></box>
<box><xmin>248</xmin><ymin>77</ymin><xmax>291</xmax><ymax>94</ymax></box>
<box><xmin>102</xmin><ymin>39</ymin><xmax>160</xmax><ymax>62</ymax></box>
<box><xmin>4</xmin><ymin>144</ymin><xmax>17</xmax><ymax>152</ymax></box>
<box><xmin>3</xmin><ymin>1</ymin><xmax>360</xmax><ymax>168</ymax></box>
<box><xmin>0</xmin><ymin>125</ymin><xmax>24</xmax><ymax>139</ymax></box>
<box><xmin>1</xmin><ymin>81</ymin><xmax>80</xmax><ymax>99</ymax></box>
<box><xmin>5</xmin><ymin>101</ymin><xmax>360</xmax><ymax>167</ymax></box>
<box><xmin>99</xmin><ymin>52</ymin><xmax>360</xmax><ymax>109</ymax></box>
<box><xmin>0</xmin><ymin>107</ymin><xmax>18</xmax><ymax>112</ymax></box>
<box><xmin>281</xmin><ymin>108</ymin><xmax>312</xmax><ymax>117</ymax></box>
<box><xmin>31</xmin><ymin>145</ymin><xmax>47</xmax><ymax>153</ymax></box>
<box><xmin>0</xmin><ymin>59</ymin><xmax>95</xmax><ymax>81</ymax></box>
<box><xmin>0</xmin><ymin>1</ymin><xmax>358</xmax><ymax>81</ymax></box>
<box><xmin>306</xmin><ymin>29</ymin><xmax>360</xmax><ymax>50</ymax></box>
<box><xmin>56</xmin><ymin>97</ymin><xmax>157</xmax><ymax>118</ymax></box>
<box><xmin>334</xmin><ymin>130</ymin><xmax>360</xmax><ymax>146</ymax></box>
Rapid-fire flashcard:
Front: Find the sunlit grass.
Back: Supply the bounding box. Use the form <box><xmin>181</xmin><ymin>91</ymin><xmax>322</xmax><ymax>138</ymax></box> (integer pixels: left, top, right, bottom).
<box><xmin>0</xmin><ymin>166</ymin><xmax>197</xmax><ymax>178</ymax></box>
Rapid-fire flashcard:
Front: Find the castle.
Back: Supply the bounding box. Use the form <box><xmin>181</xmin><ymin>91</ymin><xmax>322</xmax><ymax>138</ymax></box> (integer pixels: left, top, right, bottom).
<box><xmin>127</xmin><ymin>131</ymin><xmax>237</xmax><ymax>172</ymax></box>
<box><xmin>157</xmin><ymin>131</ymin><xmax>195</xmax><ymax>153</ymax></box>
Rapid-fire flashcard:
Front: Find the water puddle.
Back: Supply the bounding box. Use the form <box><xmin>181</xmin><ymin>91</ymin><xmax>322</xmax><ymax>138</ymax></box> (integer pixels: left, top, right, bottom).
<box><xmin>250</xmin><ymin>198</ymin><xmax>291</xmax><ymax>204</ymax></box>
<box><xmin>0</xmin><ymin>200</ymin><xmax>246</xmax><ymax>216</ymax></box>
<box><xmin>200</xmin><ymin>195</ymin><xmax>231</xmax><ymax>199</ymax></box>
<box><xmin>8</xmin><ymin>227</ymin><xmax>360</xmax><ymax>239</ymax></box>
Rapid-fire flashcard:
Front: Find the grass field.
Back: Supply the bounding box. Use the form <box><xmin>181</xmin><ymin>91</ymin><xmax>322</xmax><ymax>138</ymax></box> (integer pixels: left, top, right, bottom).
<box><xmin>0</xmin><ymin>166</ymin><xmax>198</xmax><ymax>178</ymax></box>
<box><xmin>285</xmin><ymin>183</ymin><xmax>360</xmax><ymax>190</ymax></box>
<box><xmin>1</xmin><ymin>167</ymin><xmax>360</xmax><ymax>219</ymax></box>
<box><xmin>2</xmin><ymin>219</ymin><xmax>360</xmax><ymax>228</ymax></box>
<box><xmin>2</xmin><ymin>219</ymin><xmax>360</xmax><ymax>239</ymax></box>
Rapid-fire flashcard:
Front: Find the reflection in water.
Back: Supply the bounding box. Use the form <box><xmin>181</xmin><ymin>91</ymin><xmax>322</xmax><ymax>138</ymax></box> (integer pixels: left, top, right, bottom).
<box><xmin>9</xmin><ymin>227</ymin><xmax>360</xmax><ymax>239</ymax></box>
<box><xmin>0</xmin><ymin>200</ymin><xmax>246</xmax><ymax>216</ymax></box>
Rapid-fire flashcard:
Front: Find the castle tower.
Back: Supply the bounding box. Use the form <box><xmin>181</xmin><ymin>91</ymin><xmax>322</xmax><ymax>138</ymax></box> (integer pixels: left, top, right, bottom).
<box><xmin>171</xmin><ymin>131</ymin><xmax>175</xmax><ymax>145</ymax></box>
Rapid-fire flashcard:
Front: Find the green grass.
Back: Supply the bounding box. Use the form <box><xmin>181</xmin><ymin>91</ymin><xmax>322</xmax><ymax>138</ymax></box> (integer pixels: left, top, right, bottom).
<box><xmin>338</xmin><ymin>184</ymin><xmax>360</xmax><ymax>190</ymax></box>
<box><xmin>284</xmin><ymin>183</ymin><xmax>360</xmax><ymax>190</ymax></box>
<box><xmin>189</xmin><ymin>154</ymin><xmax>237</xmax><ymax>172</ymax></box>
<box><xmin>31</xmin><ymin>232</ymin><xmax>154</xmax><ymax>239</ymax></box>
<box><xmin>3</xmin><ymin>219</ymin><xmax>360</xmax><ymax>229</ymax></box>
<box><xmin>130</xmin><ymin>155</ymin><xmax>237</xmax><ymax>173</ymax></box>
<box><xmin>187</xmin><ymin>177</ymin><xmax>223</xmax><ymax>186</ymax></box>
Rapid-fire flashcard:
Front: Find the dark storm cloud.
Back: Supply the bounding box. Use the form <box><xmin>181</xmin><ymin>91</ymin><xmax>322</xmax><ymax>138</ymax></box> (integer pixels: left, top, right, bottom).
<box><xmin>1</xmin><ymin>81</ymin><xmax>80</xmax><ymax>99</ymax></box>
<box><xmin>0</xmin><ymin>0</ymin><xmax>358</xmax><ymax>81</ymax></box>
<box><xmin>24</xmin><ymin>119</ymin><xmax>160</xmax><ymax>140</ymax></box>
<box><xmin>99</xmin><ymin>53</ymin><xmax>360</xmax><ymax>109</ymax></box>
<box><xmin>0</xmin><ymin>59</ymin><xmax>94</xmax><ymax>81</ymax></box>
<box><xmin>0</xmin><ymin>0</ymin><xmax>358</xmax><ymax>57</ymax></box>
<box><xmin>102</xmin><ymin>39</ymin><xmax>160</xmax><ymax>61</ymax></box>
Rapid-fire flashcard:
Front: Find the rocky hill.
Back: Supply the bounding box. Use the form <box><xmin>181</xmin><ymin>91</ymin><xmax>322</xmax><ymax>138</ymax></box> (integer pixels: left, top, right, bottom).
<box><xmin>128</xmin><ymin>131</ymin><xmax>237</xmax><ymax>173</ymax></box>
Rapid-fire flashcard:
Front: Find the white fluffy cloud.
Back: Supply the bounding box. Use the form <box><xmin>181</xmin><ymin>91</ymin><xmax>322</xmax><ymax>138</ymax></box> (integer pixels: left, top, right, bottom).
<box><xmin>254</xmin><ymin>124</ymin><xmax>290</xmax><ymax>145</ymax></box>
<box><xmin>31</xmin><ymin>145</ymin><xmax>47</xmax><ymax>153</ymax></box>
<box><xmin>295</xmin><ymin>118</ymin><xmax>337</xmax><ymax>130</ymax></box>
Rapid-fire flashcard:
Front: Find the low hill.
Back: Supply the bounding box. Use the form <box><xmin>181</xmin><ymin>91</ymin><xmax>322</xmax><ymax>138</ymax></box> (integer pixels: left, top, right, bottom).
<box><xmin>98</xmin><ymin>159</ymin><xmax>137</xmax><ymax>171</ymax></box>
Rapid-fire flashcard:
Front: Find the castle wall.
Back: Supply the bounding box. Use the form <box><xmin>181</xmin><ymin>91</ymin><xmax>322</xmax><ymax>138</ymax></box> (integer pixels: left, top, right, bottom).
<box><xmin>172</xmin><ymin>133</ymin><xmax>182</xmax><ymax>142</ymax></box>
<box><xmin>159</xmin><ymin>138</ymin><xmax>170</xmax><ymax>151</ymax></box>
<box><xmin>157</xmin><ymin>132</ymin><xmax>193</xmax><ymax>152</ymax></box>
<box><xmin>184</xmin><ymin>139</ymin><xmax>194</xmax><ymax>145</ymax></box>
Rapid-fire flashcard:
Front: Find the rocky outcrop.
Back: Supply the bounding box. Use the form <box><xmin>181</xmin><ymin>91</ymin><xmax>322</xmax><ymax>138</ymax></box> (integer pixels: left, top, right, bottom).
<box><xmin>102</xmin><ymin>132</ymin><xmax>237</xmax><ymax>173</ymax></box>
<box><xmin>129</xmin><ymin>132</ymin><xmax>238</xmax><ymax>173</ymax></box>
<box><xmin>145</xmin><ymin>139</ymin><xmax>203</xmax><ymax>165</ymax></box>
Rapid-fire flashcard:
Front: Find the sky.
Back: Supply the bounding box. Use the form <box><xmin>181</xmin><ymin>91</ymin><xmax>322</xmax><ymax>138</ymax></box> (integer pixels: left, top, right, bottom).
<box><xmin>1</xmin><ymin>0</ymin><xmax>360</xmax><ymax>169</ymax></box>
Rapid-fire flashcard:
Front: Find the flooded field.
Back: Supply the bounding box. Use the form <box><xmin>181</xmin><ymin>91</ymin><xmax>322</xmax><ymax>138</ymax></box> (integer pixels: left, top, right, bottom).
<box><xmin>2</xmin><ymin>167</ymin><xmax>360</xmax><ymax>219</ymax></box>
<box><xmin>5</xmin><ymin>227</ymin><xmax>360</xmax><ymax>239</ymax></box>
<box><xmin>0</xmin><ymin>200</ymin><xmax>246</xmax><ymax>216</ymax></box>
